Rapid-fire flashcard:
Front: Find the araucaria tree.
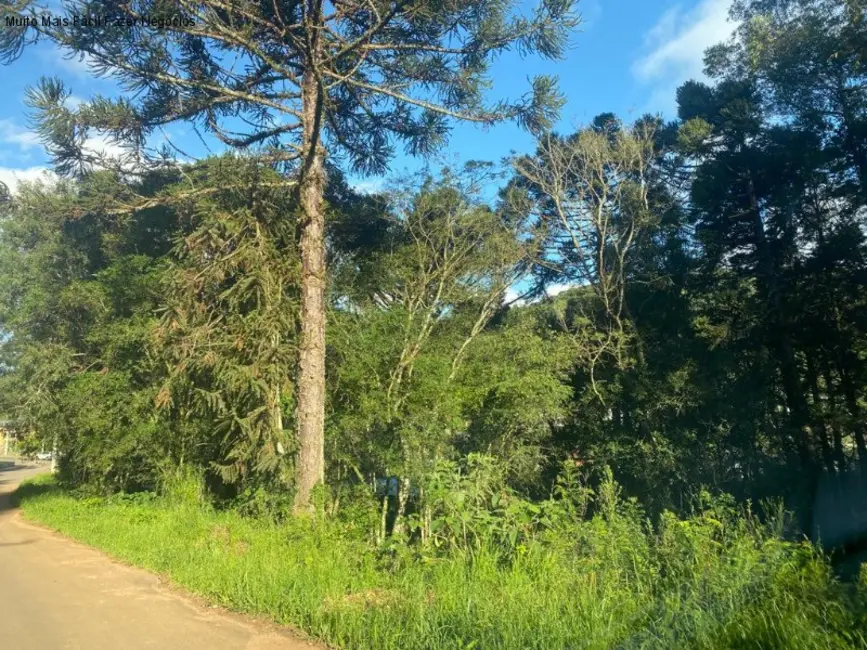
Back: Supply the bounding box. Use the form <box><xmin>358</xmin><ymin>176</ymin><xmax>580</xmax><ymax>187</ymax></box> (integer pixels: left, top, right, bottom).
<box><xmin>506</xmin><ymin>117</ymin><xmax>660</xmax><ymax>402</ymax></box>
<box><xmin>1</xmin><ymin>0</ymin><xmax>578</xmax><ymax>510</ymax></box>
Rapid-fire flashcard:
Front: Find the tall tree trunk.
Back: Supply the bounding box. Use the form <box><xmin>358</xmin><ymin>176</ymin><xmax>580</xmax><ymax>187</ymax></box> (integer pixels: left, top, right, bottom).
<box><xmin>837</xmin><ymin>81</ymin><xmax>867</xmax><ymax>197</ymax></box>
<box><xmin>839</xmin><ymin>360</ymin><xmax>867</xmax><ymax>471</ymax></box>
<box><xmin>821</xmin><ymin>362</ymin><xmax>847</xmax><ymax>471</ymax></box>
<box><xmin>392</xmin><ymin>476</ymin><xmax>411</xmax><ymax>539</ymax></box>
<box><xmin>806</xmin><ymin>357</ymin><xmax>835</xmax><ymax>473</ymax></box>
<box><xmin>272</xmin><ymin>382</ymin><xmax>288</xmax><ymax>483</ymax></box>
<box><xmin>746</xmin><ymin>175</ymin><xmax>812</xmax><ymax>467</ymax></box>
<box><xmin>294</xmin><ymin>54</ymin><xmax>327</xmax><ymax>513</ymax></box>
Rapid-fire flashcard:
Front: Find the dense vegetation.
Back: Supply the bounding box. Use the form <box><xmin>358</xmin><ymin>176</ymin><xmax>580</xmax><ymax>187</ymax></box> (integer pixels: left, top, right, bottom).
<box><xmin>17</xmin><ymin>471</ymin><xmax>867</xmax><ymax>650</ymax></box>
<box><xmin>2</xmin><ymin>0</ymin><xmax>867</xmax><ymax>647</ymax></box>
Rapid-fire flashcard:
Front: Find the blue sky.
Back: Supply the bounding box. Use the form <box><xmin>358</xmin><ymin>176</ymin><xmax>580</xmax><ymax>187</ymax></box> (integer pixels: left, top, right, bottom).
<box><xmin>0</xmin><ymin>0</ymin><xmax>737</xmax><ymax>193</ymax></box>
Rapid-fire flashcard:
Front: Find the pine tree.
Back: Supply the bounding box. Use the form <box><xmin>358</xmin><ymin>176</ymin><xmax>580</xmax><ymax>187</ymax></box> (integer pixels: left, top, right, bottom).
<box><xmin>1</xmin><ymin>0</ymin><xmax>579</xmax><ymax>511</ymax></box>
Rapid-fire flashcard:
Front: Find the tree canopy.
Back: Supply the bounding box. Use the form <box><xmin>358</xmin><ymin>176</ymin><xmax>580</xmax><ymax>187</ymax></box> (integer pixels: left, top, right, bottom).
<box><xmin>0</xmin><ymin>0</ymin><xmax>865</xmax><ymax>545</ymax></box>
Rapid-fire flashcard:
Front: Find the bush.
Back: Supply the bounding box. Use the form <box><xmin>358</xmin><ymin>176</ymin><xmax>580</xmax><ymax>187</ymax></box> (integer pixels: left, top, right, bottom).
<box><xmin>158</xmin><ymin>465</ymin><xmax>209</xmax><ymax>509</ymax></box>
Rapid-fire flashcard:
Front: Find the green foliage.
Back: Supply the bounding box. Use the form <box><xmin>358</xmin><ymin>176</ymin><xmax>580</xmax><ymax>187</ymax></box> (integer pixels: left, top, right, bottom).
<box><xmin>2</xmin><ymin>0</ymin><xmax>578</xmax><ymax>176</ymax></box>
<box><xmin>158</xmin><ymin>465</ymin><xmax>210</xmax><ymax>510</ymax></box>
<box><xmin>1</xmin><ymin>3</ymin><xmax>866</xmax><ymax>647</ymax></box>
<box><xmin>0</xmin><ymin>172</ymin><xmax>178</xmax><ymax>491</ymax></box>
<box><xmin>153</xmin><ymin>156</ymin><xmax>300</xmax><ymax>487</ymax></box>
<box><xmin>328</xmin><ymin>173</ymin><xmax>570</xmax><ymax>487</ymax></box>
<box><xmin>18</xmin><ymin>471</ymin><xmax>867</xmax><ymax>650</ymax></box>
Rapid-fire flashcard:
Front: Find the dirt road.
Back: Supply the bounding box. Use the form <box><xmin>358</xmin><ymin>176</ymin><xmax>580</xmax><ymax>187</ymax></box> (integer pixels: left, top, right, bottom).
<box><xmin>0</xmin><ymin>461</ymin><xmax>320</xmax><ymax>650</ymax></box>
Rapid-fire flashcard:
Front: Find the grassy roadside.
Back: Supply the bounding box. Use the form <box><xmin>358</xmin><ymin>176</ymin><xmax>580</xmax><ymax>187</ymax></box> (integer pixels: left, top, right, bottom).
<box><xmin>16</xmin><ymin>474</ymin><xmax>867</xmax><ymax>650</ymax></box>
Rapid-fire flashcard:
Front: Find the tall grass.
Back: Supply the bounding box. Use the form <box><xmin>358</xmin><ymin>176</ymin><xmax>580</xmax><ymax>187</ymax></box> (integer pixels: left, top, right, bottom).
<box><xmin>17</xmin><ymin>471</ymin><xmax>867</xmax><ymax>650</ymax></box>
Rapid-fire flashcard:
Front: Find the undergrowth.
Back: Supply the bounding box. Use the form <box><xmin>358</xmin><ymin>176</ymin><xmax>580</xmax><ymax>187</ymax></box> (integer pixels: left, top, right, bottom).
<box><xmin>16</xmin><ymin>463</ymin><xmax>867</xmax><ymax>650</ymax></box>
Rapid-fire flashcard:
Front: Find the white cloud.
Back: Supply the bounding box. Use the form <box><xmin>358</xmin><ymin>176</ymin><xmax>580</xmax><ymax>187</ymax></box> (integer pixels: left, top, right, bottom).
<box><xmin>0</xmin><ymin>167</ymin><xmax>57</xmax><ymax>194</ymax></box>
<box><xmin>0</xmin><ymin>119</ymin><xmax>42</xmax><ymax>152</ymax></box>
<box><xmin>77</xmin><ymin>132</ymin><xmax>148</xmax><ymax>176</ymax></box>
<box><xmin>581</xmin><ymin>0</ymin><xmax>603</xmax><ymax>30</ymax></box>
<box><xmin>0</xmin><ymin>98</ymin><xmax>84</xmax><ymax>163</ymax></box>
<box><xmin>633</xmin><ymin>0</ymin><xmax>737</xmax><ymax>115</ymax></box>
<box><xmin>350</xmin><ymin>178</ymin><xmax>385</xmax><ymax>194</ymax></box>
<box><xmin>504</xmin><ymin>285</ymin><xmax>524</xmax><ymax>305</ymax></box>
<box><xmin>58</xmin><ymin>53</ymin><xmax>98</xmax><ymax>78</ymax></box>
<box><xmin>0</xmin><ymin>127</ymin><xmax>142</xmax><ymax>180</ymax></box>
<box><xmin>37</xmin><ymin>46</ymin><xmax>99</xmax><ymax>79</ymax></box>
<box><xmin>82</xmin><ymin>133</ymin><xmax>128</xmax><ymax>160</ymax></box>
<box><xmin>504</xmin><ymin>281</ymin><xmax>579</xmax><ymax>307</ymax></box>
<box><xmin>545</xmin><ymin>283</ymin><xmax>577</xmax><ymax>298</ymax></box>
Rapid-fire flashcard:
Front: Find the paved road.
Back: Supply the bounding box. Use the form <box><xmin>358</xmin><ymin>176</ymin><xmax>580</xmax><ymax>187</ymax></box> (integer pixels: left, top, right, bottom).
<box><xmin>0</xmin><ymin>461</ymin><xmax>320</xmax><ymax>650</ymax></box>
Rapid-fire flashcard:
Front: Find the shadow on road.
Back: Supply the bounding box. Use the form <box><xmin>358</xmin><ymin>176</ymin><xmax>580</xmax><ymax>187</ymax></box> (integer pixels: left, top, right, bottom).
<box><xmin>0</xmin><ymin>462</ymin><xmax>54</xmax><ymax>513</ymax></box>
<box><xmin>0</xmin><ymin>462</ymin><xmax>34</xmax><ymax>486</ymax></box>
<box><xmin>0</xmin><ymin>539</ymin><xmax>38</xmax><ymax>547</ymax></box>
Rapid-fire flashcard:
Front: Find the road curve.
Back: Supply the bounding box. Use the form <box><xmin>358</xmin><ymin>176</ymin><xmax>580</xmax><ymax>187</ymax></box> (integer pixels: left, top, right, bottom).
<box><xmin>0</xmin><ymin>461</ymin><xmax>321</xmax><ymax>650</ymax></box>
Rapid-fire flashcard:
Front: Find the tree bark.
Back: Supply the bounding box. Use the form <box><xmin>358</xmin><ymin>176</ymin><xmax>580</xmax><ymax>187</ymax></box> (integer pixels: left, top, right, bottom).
<box><xmin>837</xmin><ymin>81</ymin><xmax>867</xmax><ymax>197</ymax></box>
<box><xmin>746</xmin><ymin>174</ymin><xmax>812</xmax><ymax>468</ymax></box>
<box><xmin>378</xmin><ymin>494</ymin><xmax>388</xmax><ymax>546</ymax></box>
<box><xmin>806</xmin><ymin>357</ymin><xmax>835</xmax><ymax>473</ymax></box>
<box><xmin>838</xmin><ymin>360</ymin><xmax>867</xmax><ymax>471</ymax></box>
<box><xmin>294</xmin><ymin>53</ymin><xmax>327</xmax><ymax>513</ymax></box>
<box><xmin>392</xmin><ymin>476</ymin><xmax>411</xmax><ymax>539</ymax></box>
<box><xmin>821</xmin><ymin>362</ymin><xmax>847</xmax><ymax>471</ymax></box>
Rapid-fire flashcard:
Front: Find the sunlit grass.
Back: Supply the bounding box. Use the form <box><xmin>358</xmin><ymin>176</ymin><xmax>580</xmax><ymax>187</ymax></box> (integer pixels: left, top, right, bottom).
<box><xmin>17</xmin><ymin>475</ymin><xmax>867</xmax><ymax>650</ymax></box>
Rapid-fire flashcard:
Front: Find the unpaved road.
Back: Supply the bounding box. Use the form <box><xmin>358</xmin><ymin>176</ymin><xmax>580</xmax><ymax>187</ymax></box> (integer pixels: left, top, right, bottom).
<box><xmin>0</xmin><ymin>461</ymin><xmax>321</xmax><ymax>650</ymax></box>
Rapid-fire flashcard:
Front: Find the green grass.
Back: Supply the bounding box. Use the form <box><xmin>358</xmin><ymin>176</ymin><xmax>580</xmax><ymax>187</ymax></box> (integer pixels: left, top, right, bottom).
<box><xmin>16</xmin><ymin>474</ymin><xmax>867</xmax><ymax>650</ymax></box>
